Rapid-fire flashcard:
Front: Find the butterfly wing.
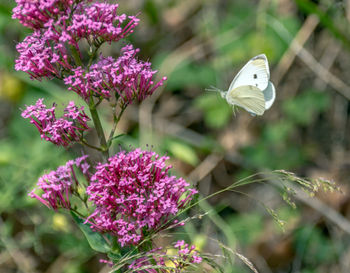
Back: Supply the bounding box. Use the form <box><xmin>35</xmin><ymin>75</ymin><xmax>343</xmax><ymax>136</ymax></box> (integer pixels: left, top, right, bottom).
<box><xmin>228</xmin><ymin>54</ymin><xmax>270</xmax><ymax>92</ymax></box>
<box><xmin>262</xmin><ymin>81</ymin><xmax>276</xmax><ymax>109</ymax></box>
<box><xmin>226</xmin><ymin>85</ymin><xmax>266</xmax><ymax>116</ymax></box>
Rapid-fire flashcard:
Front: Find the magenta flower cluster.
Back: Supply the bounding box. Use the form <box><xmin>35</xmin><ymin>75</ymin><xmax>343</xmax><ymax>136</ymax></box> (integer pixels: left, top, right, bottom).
<box><xmin>14</xmin><ymin>1</ymin><xmax>139</xmax><ymax>81</ymax></box>
<box><xmin>15</xmin><ymin>30</ymin><xmax>72</xmax><ymax>79</ymax></box>
<box><xmin>68</xmin><ymin>3</ymin><xmax>139</xmax><ymax>44</ymax></box>
<box><xmin>22</xmin><ymin>99</ymin><xmax>90</xmax><ymax>147</ymax></box>
<box><xmin>85</xmin><ymin>149</ymin><xmax>198</xmax><ymax>247</ymax></box>
<box><xmin>29</xmin><ymin>155</ymin><xmax>90</xmax><ymax>210</ymax></box>
<box><xmin>12</xmin><ymin>0</ymin><xmax>75</xmax><ymax>29</ymax></box>
<box><xmin>64</xmin><ymin>45</ymin><xmax>167</xmax><ymax>103</ymax></box>
<box><xmin>128</xmin><ymin>241</ymin><xmax>202</xmax><ymax>272</ymax></box>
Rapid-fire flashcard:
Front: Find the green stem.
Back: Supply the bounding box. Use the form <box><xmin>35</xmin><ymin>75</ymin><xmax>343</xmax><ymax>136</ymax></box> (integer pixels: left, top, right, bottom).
<box><xmin>70</xmin><ymin>207</ymin><xmax>86</xmax><ymax>218</ymax></box>
<box><xmin>70</xmin><ymin>44</ymin><xmax>83</xmax><ymax>67</ymax></box>
<box><xmin>80</xmin><ymin>139</ymin><xmax>102</xmax><ymax>151</ymax></box>
<box><xmin>82</xmin><ymin>41</ymin><xmax>109</xmax><ymax>159</ymax></box>
<box><xmin>107</xmin><ymin>104</ymin><xmax>127</xmax><ymax>147</ymax></box>
<box><xmin>87</xmin><ymin>43</ymin><xmax>102</xmax><ymax>68</ymax></box>
<box><xmin>89</xmin><ymin>98</ymin><xmax>109</xmax><ymax>159</ymax></box>
<box><xmin>75</xmin><ymin>193</ymin><xmax>89</xmax><ymax>210</ymax></box>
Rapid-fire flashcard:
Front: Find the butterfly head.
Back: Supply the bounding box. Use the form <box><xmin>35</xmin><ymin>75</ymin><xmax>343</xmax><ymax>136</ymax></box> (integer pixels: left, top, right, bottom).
<box><xmin>205</xmin><ymin>85</ymin><xmax>226</xmax><ymax>99</ymax></box>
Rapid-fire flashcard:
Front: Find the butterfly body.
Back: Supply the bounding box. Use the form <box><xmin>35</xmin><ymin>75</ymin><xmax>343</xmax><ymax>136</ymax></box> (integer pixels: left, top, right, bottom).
<box><xmin>210</xmin><ymin>54</ymin><xmax>276</xmax><ymax>116</ymax></box>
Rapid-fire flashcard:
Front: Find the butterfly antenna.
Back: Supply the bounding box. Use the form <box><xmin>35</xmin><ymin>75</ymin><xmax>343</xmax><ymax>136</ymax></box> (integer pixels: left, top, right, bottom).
<box><xmin>205</xmin><ymin>86</ymin><xmax>227</xmax><ymax>99</ymax></box>
<box><xmin>205</xmin><ymin>85</ymin><xmax>222</xmax><ymax>93</ymax></box>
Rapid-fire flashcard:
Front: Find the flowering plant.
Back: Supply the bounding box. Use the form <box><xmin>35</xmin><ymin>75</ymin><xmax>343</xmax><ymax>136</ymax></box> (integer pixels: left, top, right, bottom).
<box><xmin>14</xmin><ymin>0</ymin><xmax>201</xmax><ymax>271</ymax></box>
<box><xmin>13</xmin><ymin>1</ymin><xmax>339</xmax><ymax>272</ymax></box>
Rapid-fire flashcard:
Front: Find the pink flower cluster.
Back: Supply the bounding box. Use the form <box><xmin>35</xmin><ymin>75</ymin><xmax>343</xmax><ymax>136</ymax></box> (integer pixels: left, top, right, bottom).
<box><xmin>29</xmin><ymin>155</ymin><xmax>90</xmax><ymax>210</ymax></box>
<box><xmin>22</xmin><ymin>99</ymin><xmax>90</xmax><ymax>146</ymax></box>
<box><xmin>14</xmin><ymin>1</ymin><xmax>139</xmax><ymax>80</ymax></box>
<box><xmin>85</xmin><ymin>149</ymin><xmax>198</xmax><ymax>247</ymax></box>
<box><xmin>15</xmin><ymin>30</ymin><xmax>73</xmax><ymax>79</ymax></box>
<box><xmin>12</xmin><ymin>0</ymin><xmax>74</xmax><ymax>29</ymax></box>
<box><xmin>13</xmin><ymin>0</ymin><xmax>164</xmax><ymax>105</ymax></box>
<box><xmin>64</xmin><ymin>45</ymin><xmax>167</xmax><ymax>103</ymax></box>
<box><xmin>128</xmin><ymin>241</ymin><xmax>202</xmax><ymax>272</ymax></box>
<box><xmin>68</xmin><ymin>3</ymin><xmax>139</xmax><ymax>44</ymax></box>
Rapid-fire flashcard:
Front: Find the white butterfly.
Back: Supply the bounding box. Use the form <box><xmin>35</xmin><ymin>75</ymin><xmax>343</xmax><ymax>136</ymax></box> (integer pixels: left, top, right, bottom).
<box><xmin>208</xmin><ymin>54</ymin><xmax>276</xmax><ymax>116</ymax></box>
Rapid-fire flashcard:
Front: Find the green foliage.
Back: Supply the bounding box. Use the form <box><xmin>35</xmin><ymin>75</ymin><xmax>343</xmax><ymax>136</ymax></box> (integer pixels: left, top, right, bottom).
<box><xmin>242</xmin><ymin>89</ymin><xmax>331</xmax><ymax>169</ymax></box>
<box><xmin>144</xmin><ymin>0</ymin><xmax>160</xmax><ymax>25</ymax></box>
<box><xmin>294</xmin><ymin>225</ymin><xmax>342</xmax><ymax>266</ymax></box>
<box><xmin>283</xmin><ymin>89</ymin><xmax>330</xmax><ymax>126</ymax></box>
<box><xmin>0</xmin><ymin>112</ymin><xmax>68</xmax><ymax>211</ymax></box>
<box><xmin>228</xmin><ymin>213</ymin><xmax>263</xmax><ymax>246</ymax></box>
<box><xmin>1</xmin><ymin>0</ymin><xmax>348</xmax><ymax>272</ymax></box>
<box><xmin>295</xmin><ymin>0</ymin><xmax>350</xmax><ymax>50</ymax></box>
<box><xmin>166</xmin><ymin>62</ymin><xmax>217</xmax><ymax>91</ymax></box>
<box><xmin>71</xmin><ymin>212</ymin><xmax>111</xmax><ymax>253</ymax></box>
<box><xmin>194</xmin><ymin>93</ymin><xmax>232</xmax><ymax>129</ymax></box>
<box><xmin>163</xmin><ymin>138</ymin><xmax>199</xmax><ymax>166</ymax></box>
<box><xmin>241</xmin><ymin>132</ymin><xmax>306</xmax><ymax>170</ymax></box>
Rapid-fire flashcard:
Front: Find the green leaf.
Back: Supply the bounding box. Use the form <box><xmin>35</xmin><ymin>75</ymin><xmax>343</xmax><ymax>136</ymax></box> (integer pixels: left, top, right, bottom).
<box><xmin>144</xmin><ymin>0</ymin><xmax>160</xmax><ymax>24</ymax></box>
<box><xmin>165</xmin><ymin>139</ymin><xmax>199</xmax><ymax>166</ymax></box>
<box><xmin>0</xmin><ymin>4</ymin><xmax>11</xmax><ymax>16</ymax></box>
<box><xmin>107</xmin><ymin>252</ymin><xmax>122</xmax><ymax>261</ymax></box>
<box><xmin>108</xmin><ymin>134</ymin><xmax>126</xmax><ymax>147</ymax></box>
<box><xmin>71</xmin><ymin>211</ymin><xmax>111</xmax><ymax>253</ymax></box>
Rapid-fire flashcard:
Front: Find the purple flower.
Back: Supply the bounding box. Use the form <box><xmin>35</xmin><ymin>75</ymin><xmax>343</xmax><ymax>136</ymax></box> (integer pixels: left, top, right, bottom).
<box><xmin>85</xmin><ymin>149</ymin><xmax>197</xmax><ymax>247</ymax></box>
<box><xmin>29</xmin><ymin>155</ymin><xmax>90</xmax><ymax>210</ymax></box>
<box><xmin>68</xmin><ymin>3</ymin><xmax>139</xmax><ymax>44</ymax></box>
<box><xmin>99</xmin><ymin>259</ymin><xmax>113</xmax><ymax>267</ymax></box>
<box><xmin>22</xmin><ymin>99</ymin><xmax>90</xmax><ymax>146</ymax></box>
<box><xmin>14</xmin><ymin>1</ymin><xmax>139</xmax><ymax>81</ymax></box>
<box><xmin>12</xmin><ymin>0</ymin><xmax>74</xmax><ymax>29</ymax></box>
<box><xmin>15</xmin><ymin>30</ymin><xmax>74</xmax><ymax>79</ymax></box>
<box><xmin>64</xmin><ymin>45</ymin><xmax>166</xmax><ymax>103</ymax></box>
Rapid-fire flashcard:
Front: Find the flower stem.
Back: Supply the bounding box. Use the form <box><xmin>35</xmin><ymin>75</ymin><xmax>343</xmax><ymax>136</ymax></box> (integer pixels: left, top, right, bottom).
<box><xmin>70</xmin><ymin>44</ymin><xmax>83</xmax><ymax>67</ymax></box>
<box><xmin>87</xmin><ymin>42</ymin><xmax>102</xmax><ymax>68</ymax></box>
<box><xmin>107</xmin><ymin>104</ymin><xmax>127</xmax><ymax>147</ymax></box>
<box><xmin>80</xmin><ymin>139</ymin><xmax>102</xmax><ymax>151</ymax></box>
<box><xmin>70</xmin><ymin>207</ymin><xmax>86</xmax><ymax>218</ymax></box>
<box><xmin>89</xmin><ymin>99</ymin><xmax>109</xmax><ymax>159</ymax></box>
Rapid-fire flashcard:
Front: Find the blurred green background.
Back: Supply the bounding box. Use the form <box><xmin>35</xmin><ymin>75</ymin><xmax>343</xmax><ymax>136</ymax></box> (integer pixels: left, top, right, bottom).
<box><xmin>1</xmin><ymin>0</ymin><xmax>350</xmax><ymax>272</ymax></box>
